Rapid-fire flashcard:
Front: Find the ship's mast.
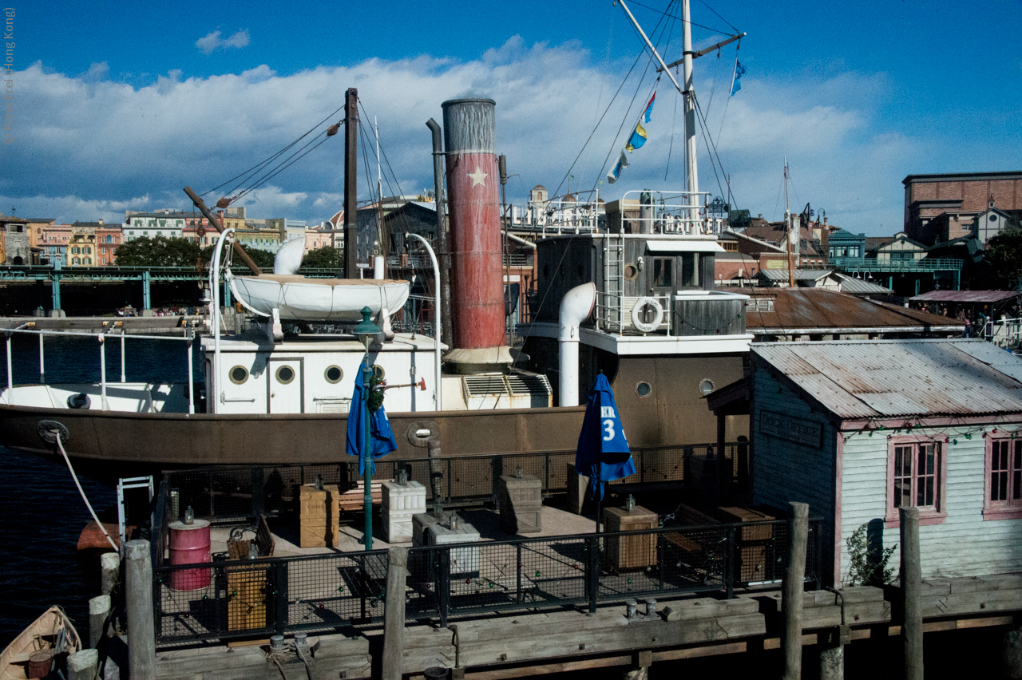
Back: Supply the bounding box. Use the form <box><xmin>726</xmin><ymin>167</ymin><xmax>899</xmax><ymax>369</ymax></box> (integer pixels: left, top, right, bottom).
<box><xmin>682</xmin><ymin>0</ymin><xmax>699</xmax><ymax>228</ymax></box>
<box><xmin>620</xmin><ymin>0</ymin><xmax>744</xmax><ymax>233</ymax></box>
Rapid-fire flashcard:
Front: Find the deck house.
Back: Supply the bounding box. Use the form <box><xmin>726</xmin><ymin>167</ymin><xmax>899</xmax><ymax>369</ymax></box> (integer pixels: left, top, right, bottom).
<box><xmin>734</xmin><ymin>339</ymin><xmax>1022</xmax><ymax>586</ymax></box>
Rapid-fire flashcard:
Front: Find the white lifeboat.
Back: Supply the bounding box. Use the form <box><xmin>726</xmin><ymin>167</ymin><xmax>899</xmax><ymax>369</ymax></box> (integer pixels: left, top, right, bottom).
<box><xmin>227</xmin><ymin>236</ymin><xmax>409</xmax><ymax>322</ymax></box>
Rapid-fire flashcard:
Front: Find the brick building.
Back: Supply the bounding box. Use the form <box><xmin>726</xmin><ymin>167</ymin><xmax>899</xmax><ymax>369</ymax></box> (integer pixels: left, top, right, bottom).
<box><xmin>903</xmin><ymin>171</ymin><xmax>1022</xmax><ymax>245</ymax></box>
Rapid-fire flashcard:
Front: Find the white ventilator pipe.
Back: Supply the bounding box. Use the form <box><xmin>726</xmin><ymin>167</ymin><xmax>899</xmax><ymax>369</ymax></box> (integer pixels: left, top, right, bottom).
<box><xmin>405</xmin><ymin>233</ymin><xmax>442</xmax><ymax>411</ymax></box>
<box><xmin>374</xmin><ymin>255</ymin><xmax>385</xmax><ymax>280</ymax></box>
<box><xmin>559</xmin><ymin>282</ymin><xmax>597</xmax><ymax>407</ymax></box>
<box><xmin>210</xmin><ymin>229</ymin><xmax>236</xmax><ymax>415</ymax></box>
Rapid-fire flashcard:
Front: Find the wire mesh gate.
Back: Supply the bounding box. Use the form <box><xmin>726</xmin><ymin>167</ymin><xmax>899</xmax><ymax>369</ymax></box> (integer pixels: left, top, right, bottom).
<box><xmin>152</xmin><ymin>518</ymin><xmax>820</xmax><ymax>646</ymax></box>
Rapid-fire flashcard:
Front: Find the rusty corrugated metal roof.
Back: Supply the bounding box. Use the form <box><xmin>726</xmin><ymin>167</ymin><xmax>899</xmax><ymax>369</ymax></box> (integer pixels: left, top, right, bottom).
<box><xmin>909</xmin><ymin>290</ymin><xmax>1018</xmax><ymax>303</ymax></box>
<box><xmin>742</xmin><ymin>288</ymin><xmax>963</xmax><ymax>331</ymax></box>
<box><xmin>753</xmin><ymin>338</ymin><xmax>1022</xmax><ymax>419</ymax></box>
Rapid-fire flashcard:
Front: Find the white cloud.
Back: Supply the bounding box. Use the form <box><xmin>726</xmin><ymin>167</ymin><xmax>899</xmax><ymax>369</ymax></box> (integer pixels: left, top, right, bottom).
<box><xmin>0</xmin><ymin>39</ymin><xmax>935</xmax><ymax>234</ymax></box>
<box><xmin>82</xmin><ymin>62</ymin><xmax>109</xmax><ymax>82</ymax></box>
<box><xmin>196</xmin><ymin>29</ymin><xmax>250</xmax><ymax>55</ymax></box>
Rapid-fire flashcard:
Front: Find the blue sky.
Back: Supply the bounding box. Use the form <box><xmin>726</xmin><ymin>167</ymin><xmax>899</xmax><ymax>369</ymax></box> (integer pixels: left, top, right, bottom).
<box><xmin>1</xmin><ymin>0</ymin><xmax>1019</xmax><ymax>235</ymax></box>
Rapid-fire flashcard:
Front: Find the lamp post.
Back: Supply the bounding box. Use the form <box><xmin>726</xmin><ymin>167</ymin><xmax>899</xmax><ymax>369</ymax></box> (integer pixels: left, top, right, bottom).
<box><xmin>354</xmin><ymin>306</ymin><xmax>381</xmax><ymax>550</ymax></box>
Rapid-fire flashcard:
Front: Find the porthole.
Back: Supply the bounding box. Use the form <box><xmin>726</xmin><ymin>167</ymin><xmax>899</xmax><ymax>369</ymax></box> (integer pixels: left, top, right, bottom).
<box><xmin>699</xmin><ymin>379</ymin><xmax>715</xmax><ymax>396</ymax></box>
<box><xmin>636</xmin><ymin>381</ymin><xmax>652</xmax><ymax>398</ymax></box>
<box><xmin>276</xmin><ymin>365</ymin><xmax>296</xmax><ymax>385</ymax></box>
<box><xmin>624</xmin><ymin>264</ymin><xmax>639</xmax><ymax>281</ymax></box>
<box><xmin>229</xmin><ymin>366</ymin><xmax>249</xmax><ymax>385</ymax></box>
<box><xmin>325</xmin><ymin>365</ymin><xmax>343</xmax><ymax>384</ymax></box>
<box><xmin>372</xmin><ymin>364</ymin><xmax>385</xmax><ymax>381</ymax></box>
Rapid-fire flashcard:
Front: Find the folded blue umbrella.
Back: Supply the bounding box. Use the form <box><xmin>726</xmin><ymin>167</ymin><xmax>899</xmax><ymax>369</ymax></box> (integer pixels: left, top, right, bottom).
<box><xmin>575</xmin><ymin>374</ymin><xmax>636</xmax><ymax>500</ymax></box>
<box><xmin>345</xmin><ymin>362</ymin><xmax>398</xmax><ymax>475</ymax></box>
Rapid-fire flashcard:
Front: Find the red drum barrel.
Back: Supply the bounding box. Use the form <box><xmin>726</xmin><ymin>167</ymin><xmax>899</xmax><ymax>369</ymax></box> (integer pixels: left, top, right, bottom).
<box><xmin>168</xmin><ymin>519</ymin><xmax>211</xmax><ymax>590</ymax></box>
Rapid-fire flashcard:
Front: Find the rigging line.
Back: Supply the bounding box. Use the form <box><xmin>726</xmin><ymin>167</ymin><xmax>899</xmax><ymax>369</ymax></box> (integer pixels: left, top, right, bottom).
<box><xmin>691</xmin><ymin>93</ymin><xmax>730</xmax><ymax>207</ymax></box>
<box><xmin>664</xmin><ymin>82</ymin><xmax>680</xmax><ymax>183</ymax></box>
<box><xmin>234</xmin><ymin>128</ymin><xmax>333</xmax><ymax>198</ymax></box>
<box><xmin>695</xmin><ymin>0</ymin><xmax>740</xmax><ymax>34</ymax></box>
<box><xmin>234</xmin><ymin>132</ymin><xmax>331</xmax><ymax>200</ymax></box>
<box><xmin>581</xmin><ymin>0</ymin><xmax>675</xmax><ymax>195</ymax></box>
<box><xmin>357</xmin><ymin>100</ymin><xmax>407</xmax><ymax>203</ymax></box>
<box><xmin>588</xmin><ymin>18</ymin><xmax>673</xmax><ymax>194</ymax></box>
<box><xmin>550</xmin><ymin>45</ymin><xmax>645</xmax><ymax>201</ymax></box>
<box><xmin>203</xmin><ymin>103</ymin><xmax>346</xmax><ymax>199</ymax></box>
<box><xmin>625</xmin><ymin>0</ymin><xmax>732</xmax><ymax>36</ymax></box>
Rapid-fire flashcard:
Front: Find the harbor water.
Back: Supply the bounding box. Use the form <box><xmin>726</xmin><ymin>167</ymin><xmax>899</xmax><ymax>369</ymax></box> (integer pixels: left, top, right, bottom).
<box><xmin>0</xmin><ymin>331</ymin><xmax>200</xmax><ymax>647</ymax></box>
<box><xmin>0</xmin><ymin>333</ymin><xmax>1011</xmax><ymax>677</ymax></box>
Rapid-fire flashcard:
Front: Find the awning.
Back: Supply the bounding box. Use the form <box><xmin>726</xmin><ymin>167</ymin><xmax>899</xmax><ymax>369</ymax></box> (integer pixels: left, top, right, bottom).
<box><xmin>645</xmin><ymin>240</ymin><xmax>725</xmax><ymax>253</ymax></box>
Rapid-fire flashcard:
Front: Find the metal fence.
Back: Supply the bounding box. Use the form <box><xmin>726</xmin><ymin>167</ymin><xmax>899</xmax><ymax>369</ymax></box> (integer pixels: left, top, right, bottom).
<box><xmin>153</xmin><ymin>443</ymin><xmax>742</xmax><ymax>536</ymax></box>
<box><xmin>152</xmin><ymin>517</ymin><xmax>820</xmax><ymax>645</ymax></box>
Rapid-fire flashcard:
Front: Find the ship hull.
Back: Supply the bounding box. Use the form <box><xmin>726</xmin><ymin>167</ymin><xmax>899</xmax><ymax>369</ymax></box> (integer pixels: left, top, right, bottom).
<box><xmin>0</xmin><ymin>403</ymin><xmax>588</xmax><ymax>483</ymax></box>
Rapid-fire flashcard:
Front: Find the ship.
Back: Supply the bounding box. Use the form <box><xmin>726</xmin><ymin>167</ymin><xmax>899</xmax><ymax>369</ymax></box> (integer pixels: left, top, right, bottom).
<box><xmin>0</xmin><ymin>0</ymin><xmax>753</xmax><ymax>482</ymax></box>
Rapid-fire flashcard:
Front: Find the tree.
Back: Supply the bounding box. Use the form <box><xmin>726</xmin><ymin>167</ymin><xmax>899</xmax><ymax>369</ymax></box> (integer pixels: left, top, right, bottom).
<box><xmin>301</xmin><ymin>246</ymin><xmax>343</xmax><ymax>270</ymax></box>
<box><xmin>985</xmin><ymin>227</ymin><xmax>1022</xmax><ymax>290</ymax></box>
<box><xmin>199</xmin><ymin>243</ymin><xmax>275</xmax><ymax>271</ymax></box>
<box><xmin>114</xmin><ymin>236</ymin><xmax>202</xmax><ymax>267</ymax></box>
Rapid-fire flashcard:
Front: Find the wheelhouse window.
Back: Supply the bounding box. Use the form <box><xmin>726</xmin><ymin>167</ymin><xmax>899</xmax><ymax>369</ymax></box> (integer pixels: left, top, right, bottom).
<box><xmin>985</xmin><ymin>438</ymin><xmax>1022</xmax><ymax>520</ymax></box>
<box><xmin>886</xmin><ymin>438</ymin><xmax>946</xmax><ymax>526</ymax></box>
<box><xmin>652</xmin><ymin>257</ymin><xmax>672</xmax><ymax>288</ymax></box>
<box><xmin>679</xmin><ymin>253</ymin><xmax>700</xmax><ymax>288</ymax></box>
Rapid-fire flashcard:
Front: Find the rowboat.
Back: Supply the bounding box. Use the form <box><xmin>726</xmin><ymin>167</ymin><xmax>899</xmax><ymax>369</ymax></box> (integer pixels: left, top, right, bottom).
<box><xmin>229</xmin><ymin>272</ymin><xmax>410</xmax><ymax>322</ymax></box>
<box><xmin>0</xmin><ymin>607</ymin><xmax>81</xmax><ymax>680</ymax></box>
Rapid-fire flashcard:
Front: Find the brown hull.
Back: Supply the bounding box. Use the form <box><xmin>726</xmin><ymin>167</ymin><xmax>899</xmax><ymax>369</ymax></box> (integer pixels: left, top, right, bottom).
<box><xmin>0</xmin><ymin>403</ymin><xmax>589</xmax><ymax>481</ymax></box>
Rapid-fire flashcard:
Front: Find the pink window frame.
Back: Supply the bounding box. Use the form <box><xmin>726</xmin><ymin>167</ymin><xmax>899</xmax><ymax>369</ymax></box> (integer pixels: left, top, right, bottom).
<box><xmin>983</xmin><ymin>437</ymin><xmax>1022</xmax><ymax>521</ymax></box>
<box><xmin>885</xmin><ymin>435</ymin><xmax>948</xmax><ymax>528</ymax></box>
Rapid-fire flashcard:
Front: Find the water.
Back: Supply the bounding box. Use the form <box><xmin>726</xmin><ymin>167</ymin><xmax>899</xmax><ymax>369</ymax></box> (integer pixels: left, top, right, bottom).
<box><xmin>0</xmin><ymin>336</ymin><xmax>1013</xmax><ymax>675</ymax></box>
<box><xmin>0</xmin><ymin>332</ymin><xmax>198</xmax><ymax>647</ymax></box>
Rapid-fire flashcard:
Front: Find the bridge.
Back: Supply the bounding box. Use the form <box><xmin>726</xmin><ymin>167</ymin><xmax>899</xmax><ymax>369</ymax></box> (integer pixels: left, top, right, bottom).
<box><xmin>828</xmin><ymin>257</ymin><xmax>964</xmax><ymax>292</ymax></box>
<box><xmin>0</xmin><ymin>265</ymin><xmax>340</xmax><ymax>311</ymax></box>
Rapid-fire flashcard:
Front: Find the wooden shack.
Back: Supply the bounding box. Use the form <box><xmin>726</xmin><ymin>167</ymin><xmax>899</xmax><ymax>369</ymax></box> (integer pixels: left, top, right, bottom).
<box><xmin>725</xmin><ymin>338</ymin><xmax>1022</xmax><ymax>586</ymax></box>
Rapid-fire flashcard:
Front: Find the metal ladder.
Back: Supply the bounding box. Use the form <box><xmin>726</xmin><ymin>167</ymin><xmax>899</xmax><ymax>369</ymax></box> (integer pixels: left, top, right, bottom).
<box><xmin>602</xmin><ymin>232</ymin><xmax>626</xmax><ymax>332</ymax></box>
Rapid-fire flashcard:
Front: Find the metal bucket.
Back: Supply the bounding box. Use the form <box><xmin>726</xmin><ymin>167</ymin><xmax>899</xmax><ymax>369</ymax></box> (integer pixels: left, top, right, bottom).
<box><xmin>168</xmin><ymin>519</ymin><xmax>211</xmax><ymax>590</ymax></box>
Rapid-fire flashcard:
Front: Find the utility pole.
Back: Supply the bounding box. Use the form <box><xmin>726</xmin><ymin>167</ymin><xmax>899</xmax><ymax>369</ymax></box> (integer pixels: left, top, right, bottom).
<box><xmin>785</xmin><ymin>159</ymin><xmax>795</xmax><ymax>288</ymax></box>
<box><xmin>344</xmin><ymin>88</ymin><xmax>359</xmax><ymax>279</ymax></box>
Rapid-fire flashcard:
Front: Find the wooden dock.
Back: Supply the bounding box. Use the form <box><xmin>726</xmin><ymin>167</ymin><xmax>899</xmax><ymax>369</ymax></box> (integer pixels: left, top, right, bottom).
<box><xmin>152</xmin><ymin>574</ymin><xmax>1022</xmax><ymax>679</ymax></box>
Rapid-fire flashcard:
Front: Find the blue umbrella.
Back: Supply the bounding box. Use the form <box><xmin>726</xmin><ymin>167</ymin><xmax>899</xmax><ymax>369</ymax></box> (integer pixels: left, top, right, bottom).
<box><xmin>575</xmin><ymin>374</ymin><xmax>636</xmax><ymax>521</ymax></box>
<box><xmin>345</xmin><ymin>362</ymin><xmax>398</xmax><ymax>475</ymax></box>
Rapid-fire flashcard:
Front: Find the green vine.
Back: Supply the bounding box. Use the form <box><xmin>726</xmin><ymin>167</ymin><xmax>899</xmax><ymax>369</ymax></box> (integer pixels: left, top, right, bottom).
<box><xmin>846</xmin><ymin>522</ymin><xmax>897</xmax><ymax>586</ymax></box>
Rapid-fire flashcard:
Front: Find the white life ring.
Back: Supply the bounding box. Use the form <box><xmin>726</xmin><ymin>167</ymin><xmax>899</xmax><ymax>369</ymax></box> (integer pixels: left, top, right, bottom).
<box><xmin>631</xmin><ymin>297</ymin><xmax>664</xmax><ymax>333</ymax></box>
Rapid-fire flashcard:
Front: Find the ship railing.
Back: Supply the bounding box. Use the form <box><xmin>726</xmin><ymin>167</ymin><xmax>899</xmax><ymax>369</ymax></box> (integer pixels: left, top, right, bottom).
<box><xmin>981</xmin><ymin>316</ymin><xmax>1022</xmax><ymax>349</ymax></box>
<box><xmin>593</xmin><ymin>291</ymin><xmax>673</xmax><ymax>335</ymax></box>
<box><xmin>151</xmin><ymin>515</ymin><xmax>820</xmax><ymax>645</ymax></box>
<box><xmin>1</xmin><ymin>323</ymin><xmax>199</xmax><ymax>414</ymax></box>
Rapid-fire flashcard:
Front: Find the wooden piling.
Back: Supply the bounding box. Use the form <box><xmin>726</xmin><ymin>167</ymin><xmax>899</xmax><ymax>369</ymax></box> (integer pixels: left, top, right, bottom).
<box><xmin>125</xmin><ymin>539</ymin><xmax>156</xmax><ymax>680</ymax></box>
<box><xmin>382</xmin><ymin>547</ymin><xmax>409</xmax><ymax>680</ymax></box>
<box><xmin>819</xmin><ymin>628</ymin><xmax>845</xmax><ymax>680</ymax></box>
<box><xmin>89</xmin><ymin>595</ymin><xmax>111</xmax><ymax>649</ymax></box>
<box><xmin>1001</xmin><ymin>622</ymin><xmax>1022</xmax><ymax>680</ymax></box>
<box><xmin>100</xmin><ymin>552</ymin><xmax>119</xmax><ymax>597</ymax></box>
<box><xmin>899</xmin><ymin>507</ymin><xmax>922</xmax><ymax>680</ymax></box>
<box><xmin>67</xmin><ymin>648</ymin><xmax>99</xmax><ymax>680</ymax></box>
<box><xmin>782</xmin><ymin>501</ymin><xmax>809</xmax><ymax>680</ymax></box>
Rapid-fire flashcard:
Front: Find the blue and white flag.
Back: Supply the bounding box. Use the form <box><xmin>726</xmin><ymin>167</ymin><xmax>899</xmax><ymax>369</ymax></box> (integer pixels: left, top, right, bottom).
<box><xmin>606</xmin><ymin>151</ymin><xmax>630</xmax><ymax>184</ymax></box>
<box><xmin>607</xmin><ymin>92</ymin><xmax>656</xmax><ymax>183</ymax></box>
<box><xmin>730</xmin><ymin>60</ymin><xmax>746</xmax><ymax>96</ymax></box>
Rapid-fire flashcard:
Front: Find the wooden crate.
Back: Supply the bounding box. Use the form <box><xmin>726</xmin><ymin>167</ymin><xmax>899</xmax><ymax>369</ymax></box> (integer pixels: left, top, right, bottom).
<box><xmin>604</xmin><ymin>506</ymin><xmax>658</xmax><ymax>570</ymax></box>
<box><xmin>226</xmin><ymin>565</ymin><xmax>269</xmax><ymax>631</ymax></box>
<box><xmin>718</xmin><ymin>506</ymin><xmax>774</xmax><ymax>541</ymax></box>
<box><xmin>299</xmin><ymin>484</ymin><xmax>340</xmax><ymax>548</ymax></box>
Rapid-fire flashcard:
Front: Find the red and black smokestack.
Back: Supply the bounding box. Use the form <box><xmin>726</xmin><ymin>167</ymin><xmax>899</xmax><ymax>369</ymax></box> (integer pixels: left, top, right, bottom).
<box><xmin>441</xmin><ymin>98</ymin><xmax>511</xmax><ymax>372</ymax></box>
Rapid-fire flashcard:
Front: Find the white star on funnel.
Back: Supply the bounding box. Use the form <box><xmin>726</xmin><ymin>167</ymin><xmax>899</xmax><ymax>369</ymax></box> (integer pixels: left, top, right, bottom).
<box><xmin>468</xmin><ymin>167</ymin><xmax>488</xmax><ymax>188</ymax></box>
